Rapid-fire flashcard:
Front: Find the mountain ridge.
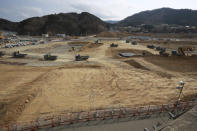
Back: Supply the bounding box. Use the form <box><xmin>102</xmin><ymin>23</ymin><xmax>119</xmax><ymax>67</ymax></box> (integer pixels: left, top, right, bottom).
<box><xmin>1</xmin><ymin>8</ymin><xmax>197</xmax><ymax>35</ymax></box>
<box><xmin>0</xmin><ymin>12</ymin><xmax>109</xmax><ymax>35</ymax></box>
<box><xmin>118</xmin><ymin>8</ymin><xmax>197</xmax><ymax>26</ymax></box>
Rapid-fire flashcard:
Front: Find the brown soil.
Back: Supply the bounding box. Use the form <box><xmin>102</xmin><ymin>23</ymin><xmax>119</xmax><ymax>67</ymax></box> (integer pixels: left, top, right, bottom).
<box><xmin>144</xmin><ymin>56</ymin><xmax>197</xmax><ymax>72</ymax></box>
<box><xmin>0</xmin><ymin>61</ymin><xmax>26</xmax><ymax>65</ymax></box>
<box><xmin>96</xmin><ymin>32</ymin><xmax>197</xmax><ymax>38</ymax></box>
<box><xmin>124</xmin><ymin>60</ymin><xmax>149</xmax><ymax>70</ymax></box>
<box><xmin>0</xmin><ymin>65</ymin><xmax>53</xmax><ymax>125</ymax></box>
<box><xmin>68</xmin><ymin>41</ymin><xmax>90</xmax><ymax>46</ymax></box>
<box><xmin>182</xmin><ymin>93</ymin><xmax>197</xmax><ymax>102</ymax></box>
<box><xmin>0</xmin><ymin>40</ymin><xmax>197</xmax><ymax>126</ymax></box>
<box><xmin>68</xmin><ymin>41</ymin><xmax>104</xmax><ymax>53</ymax></box>
<box><xmin>96</xmin><ymin>31</ymin><xmax>131</xmax><ymax>38</ymax></box>
<box><xmin>80</xmin><ymin>42</ymin><xmax>104</xmax><ymax>52</ymax></box>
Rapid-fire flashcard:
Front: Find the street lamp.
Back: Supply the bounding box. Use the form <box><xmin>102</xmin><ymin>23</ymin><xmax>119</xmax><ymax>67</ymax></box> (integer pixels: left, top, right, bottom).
<box><xmin>176</xmin><ymin>81</ymin><xmax>184</xmax><ymax>103</ymax></box>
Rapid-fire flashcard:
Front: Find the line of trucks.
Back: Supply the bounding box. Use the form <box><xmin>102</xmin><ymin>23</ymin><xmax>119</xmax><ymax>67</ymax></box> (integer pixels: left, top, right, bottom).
<box><xmin>0</xmin><ymin>51</ymin><xmax>90</xmax><ymax>61</ymax></box>
<box><xmin>147</xmin><ymin>45</ymin><xmax>195</xmax><ymax>56</ymax></box>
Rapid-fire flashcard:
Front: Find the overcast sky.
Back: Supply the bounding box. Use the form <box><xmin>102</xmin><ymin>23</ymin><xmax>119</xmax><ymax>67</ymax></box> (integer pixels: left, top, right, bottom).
<box><xmin>1</xmin><ymin>0</ymin><xmax>197</xmax><ymax>22</ymax></box>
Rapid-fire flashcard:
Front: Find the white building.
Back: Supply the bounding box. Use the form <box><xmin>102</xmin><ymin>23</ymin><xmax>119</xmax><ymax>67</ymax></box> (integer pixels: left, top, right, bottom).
<box><xmin>42</xmin><ymin>34</ymin><xmax>49</xmax><ymax>38</ymax></box>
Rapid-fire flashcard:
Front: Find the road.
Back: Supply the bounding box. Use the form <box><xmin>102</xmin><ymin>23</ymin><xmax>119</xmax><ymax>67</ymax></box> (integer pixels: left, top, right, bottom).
<box><xmin>38</xmin><ymin>115</ymin><xmax>170</xmax><ymax>131</ymax></box>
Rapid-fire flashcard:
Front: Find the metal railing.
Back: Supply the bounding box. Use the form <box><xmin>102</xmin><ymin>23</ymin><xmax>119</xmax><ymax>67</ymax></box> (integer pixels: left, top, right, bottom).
<box><xmin>1</xmin><ymin>101</ymin><xmax>196</xmax><ymax>131</ymax></box>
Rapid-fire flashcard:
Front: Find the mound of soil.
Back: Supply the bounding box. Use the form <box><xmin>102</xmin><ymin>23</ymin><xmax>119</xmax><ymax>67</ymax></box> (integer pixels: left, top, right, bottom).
<box><xmin>68</xmin><ymin>41</ymin><xmax>90</xmax><ymax>46</ymax></box>
<box><xmin>80</xmin><ymin>42</ymin><xmax>104</xmax><ymax>51</ymax></box>
<box><xmin>125</xmin><ymin>60</ymin><xmax>149</xmax><ymax>70</ymax></box>
<box><xmin>0</xmin><ymin>93</ymin><xmax>37</xmax><ymax>126</ymax></box>
<box><xmin>0</xmin><ymin>65</ymin><xmax>52</xmax><ymax>125</ymax></box>
<box><xmin>0</xmin><ymin>61</ymin><xmax>26</xmax><ymax>66</ymax></box>
<box><xmin>68</xmin><ymin>41</ymin><xmax>104</xmax><ymax>52</ymax></box>
<box><xmin>125</xmin><ymin>59</ymin><xmax>173</xmax><ymax>79</ymax></box>
<box><xmin>144</xmin><ymin>56</ymin><xmax>197</xmax><ymax>72</ymax></box>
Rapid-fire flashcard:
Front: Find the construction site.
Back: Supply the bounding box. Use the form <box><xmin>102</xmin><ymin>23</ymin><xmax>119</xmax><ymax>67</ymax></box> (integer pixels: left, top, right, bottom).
<box><xmin>0</xmin><ymin>34</ymin><xmax>197</xmax><ymax>130</ymax></box>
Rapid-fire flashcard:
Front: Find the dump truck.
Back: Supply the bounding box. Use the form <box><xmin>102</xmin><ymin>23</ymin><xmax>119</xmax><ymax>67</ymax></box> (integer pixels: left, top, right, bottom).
<box><xmin>0</xmin><ymin>51</ymin><xmax>5</xmax><ymax>57</ymax></box>
<box><xmin>132</xmin><ymin>41</ymin><xmax>137</xmax><ymax>45</ymax></box>
<box><xmin>147</xmin><ymin>45</ymin><xmax>155</xmax><ymax>49</ymax></box>
<box><xmin>159</xmin><ymin>50</ymin><xmax>169</xmax><ymax>57</ymax></box>
<box><xmin>75</xmin><ymin>54</ymin><xmax>89</xmax><ymax>61</ymax></box>
<box><xmin>13</xmin><ymin>51</ymin><xmax>27</xmax><ymax>58</ymax></box>
<box><xmin>44</xmin><ymin>53</ymin><xmax>57</xmax><ymax>61</ymax></box>
<box><xmin>110</xmin><ymin>43</ymin><xmax>118</xmax><ymax>47</ymax></box>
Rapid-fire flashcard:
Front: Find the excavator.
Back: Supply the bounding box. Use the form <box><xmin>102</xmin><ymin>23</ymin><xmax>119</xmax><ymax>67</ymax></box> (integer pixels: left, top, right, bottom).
<box><xmin>178</xmin><ymin>46</ymin><xmax>194</xmax><ymax>56</ymax></box>
<box><xmin>0</xmin><ymin>32</ymin><xmax>5</xmax><ymax>40</ymax></box>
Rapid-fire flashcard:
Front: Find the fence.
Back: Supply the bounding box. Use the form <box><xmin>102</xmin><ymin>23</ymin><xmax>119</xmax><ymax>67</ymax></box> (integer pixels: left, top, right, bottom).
<box><xmin>1</xmin><ymin>101</ymin><xmax>196</xmax><ymax>131</ymax></box>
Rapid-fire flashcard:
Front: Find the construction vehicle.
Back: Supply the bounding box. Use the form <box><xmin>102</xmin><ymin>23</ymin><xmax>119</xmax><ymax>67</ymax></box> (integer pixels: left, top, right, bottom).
<box><xmin>126</xmin><ymin>39</ymin><xmax>130</xmax><ymax>43</ymax></box>
<box><xmin>178</xmin><ymin>46</ymin><xmax>194</xmax><ymax>56</ymax></box>
<box><xmin>171</xmin><ymin>50</ymin><xmax>178</xmax><ymax>56</ymax></box>
<box><xmin>110</xmin><ymin>43</ymin><xmax>118</xmax><ymax>47</ymax></box>
<box><xmin>71</xmin><ymin>47</ymin><xmax>76</xmax><ymax>51</ymax></box>
<box><xmin>156</xmin><ymin>46</ymin><xmax>162</xmax><ymax>51</ymax></box>
<box><xmin>75</xmin><ymin>54</ymin><xmax>89</xmax><ymax>61</ymax></box>
<box><xmin>0</xmin><ymin>32</ymin><xmax>5</xmax><ymax>40</ymax></box>
<box><xmin>132</xmin><ymin>41</ymin><xmax>137</xmax><ymax>45</ymax></box>
<box><xmin>13</xmin><ymin>51</ymin><xmax>27</xmax><ymax>58</ymax></box>
<box><xmin>0</xmin><ymin>51</ymin><xmax>5</xmax><ymax>57</ymax></box>
<box><xmin>95</xmin><ymin>39</ymin><xmax>100</xmax><ymax>44</ymax></box>
<box><xmin>159</xmin><ymin>50</ymin><xmax>169</xmax><ymax>57</ymax></box>
<box><xmin>155</xmin><ymin>46</ymin><xmax>166</xmax><ymax>51</ymax></box>
<box><xmin>44</xmin><ymin>53</ymin><xmax>57</xmax><ymax>61</ymax></box>
<box><xmin>147</xmin><ymin>45</ymin><xmax>155</xmax><ymax>49</ymax></box>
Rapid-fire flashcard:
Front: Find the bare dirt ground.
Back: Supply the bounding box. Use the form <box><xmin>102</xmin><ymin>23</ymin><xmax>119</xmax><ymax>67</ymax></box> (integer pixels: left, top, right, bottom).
<box><xmin>0</xmin><ymin>65</ymin><xmax>54</xmax><ymax>125</ymax></box>
<box><xmin>97</xmin><ymin>31</ymin><xmax>197</xmax><ymax>39</ymax></box>
<box><xmin>0</xmin><ymin>39</ymin><xmax>197</xmax><ymax>125</ymax></box>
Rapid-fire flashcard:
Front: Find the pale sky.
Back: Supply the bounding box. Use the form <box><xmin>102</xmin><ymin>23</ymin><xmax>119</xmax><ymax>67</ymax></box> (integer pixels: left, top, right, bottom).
<box><xmin>0</xmin><ymin>0</ymin><xmax>197</xmax><ymax>22</ymax></box>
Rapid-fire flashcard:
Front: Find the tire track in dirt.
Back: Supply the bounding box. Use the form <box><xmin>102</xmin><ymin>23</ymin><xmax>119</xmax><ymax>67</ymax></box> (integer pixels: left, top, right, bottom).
<box><xmin>0</xmin><ymin>67</ymin><xmax>55</xmax><ymax>125</ymax></box>
<box><xmin>10</xmin><ymin>41</ymin><xmax>197</xmax><ymax>124</ymax></box>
